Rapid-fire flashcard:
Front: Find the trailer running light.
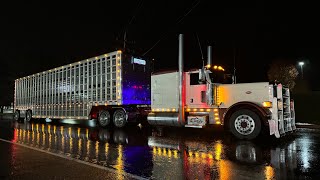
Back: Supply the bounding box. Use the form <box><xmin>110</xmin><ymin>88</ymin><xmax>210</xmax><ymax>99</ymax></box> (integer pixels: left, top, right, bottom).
<box><xmin>187</xmin><ymin>108</ymin><xmax>191</xmax><ymax>112</ymax></box>
<box><xmin>213</xmin><ymin>109</ymin><xmax>218</xmax><ymax>112</ymax></box>
<box><xmin>214</xmin><ymin>113</ymin><xmax>219</xmax><ymax>116</ymax></box>
<box><xmin>206</xmin><ymin>109</ymin><xmax>211</xmax><ymax>112</ymax></box>
<box><xmin>262</xmin><ymin>101</ymin><xmax>272</xmax><ymax>108</ymax></box>
<box><xmin>215</xmin><ymin>117</ymin><xmax>219</xmax><ymax>120</ymax></box>
<box><xmin>216</xmin><ymin>121</ymin><xmax>221</xmax><ymax>124</ymax></box>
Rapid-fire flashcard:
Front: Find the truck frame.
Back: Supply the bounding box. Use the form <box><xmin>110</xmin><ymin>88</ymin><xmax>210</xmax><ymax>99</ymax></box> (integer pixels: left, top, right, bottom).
<box><xmin>14</xmin><ymin>51</ymin><xmax>151</xmax><ymax>127</ymax></box>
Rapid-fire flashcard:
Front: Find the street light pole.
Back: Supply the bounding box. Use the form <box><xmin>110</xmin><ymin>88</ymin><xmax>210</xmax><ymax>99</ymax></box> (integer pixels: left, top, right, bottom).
<box><xmin>299</xmin><ymin>61</ymin><xmax>304</xmax><ymax>79</ymax></box>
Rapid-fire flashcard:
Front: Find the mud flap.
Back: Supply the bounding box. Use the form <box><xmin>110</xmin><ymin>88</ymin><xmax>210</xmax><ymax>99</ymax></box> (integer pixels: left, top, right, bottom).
<box><xmin>268</xmin><ymin>120</ymin><xmax>280</xmax><ymax>138</ymax></box>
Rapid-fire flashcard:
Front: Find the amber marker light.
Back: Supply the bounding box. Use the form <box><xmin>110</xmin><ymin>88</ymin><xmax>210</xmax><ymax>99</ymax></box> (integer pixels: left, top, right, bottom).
<box><xmin>262</xmin><ymin>101</ymin><xmax>272</xmax><ymax>108</ymax></box>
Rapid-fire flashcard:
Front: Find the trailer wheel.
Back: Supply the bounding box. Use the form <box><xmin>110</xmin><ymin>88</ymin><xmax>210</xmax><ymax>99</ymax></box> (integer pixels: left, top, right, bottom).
<box><xmin>113</xmin><ymin>109</ymin><xmax>127</xmax><ymax>128</ymax></box>
<box><xmin>26</xmin><ymin>110</ymin><xmax>32</xmax><ymax>122</ymax></box>
<box><xmin>98</xmin><ymin>110</ymin><xmax>111</xmax><ymax>127</ymax></box>
<box><xmin>229</xmin><ymin>109</ymin><xmax>261</xmax><ymax>140</ymax></box>
<box><xmin>14</xmin><ymin>110</ymin><xmax>20</xmax><ymax>121</ymax></box>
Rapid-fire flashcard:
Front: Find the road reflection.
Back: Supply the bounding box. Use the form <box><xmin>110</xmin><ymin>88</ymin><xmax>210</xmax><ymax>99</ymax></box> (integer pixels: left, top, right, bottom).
<box><xmin>3</xmin><ymin>121</ymin><xmax>318</xmax><ymax>179</ymax></box>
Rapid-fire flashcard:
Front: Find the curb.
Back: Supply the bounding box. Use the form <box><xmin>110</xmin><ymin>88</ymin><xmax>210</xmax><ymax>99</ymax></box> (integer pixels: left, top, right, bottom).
<box><xmin>296</xmin><ymin>124</ymin><xmax>320</xmax><ymax>129</ymax></box>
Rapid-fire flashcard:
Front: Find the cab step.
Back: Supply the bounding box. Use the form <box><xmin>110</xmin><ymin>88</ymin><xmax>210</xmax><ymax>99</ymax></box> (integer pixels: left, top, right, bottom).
<box><xmin>185</xmin><ymin>125</ymin><xmax>205</xmax><ymax>128</ymax></box>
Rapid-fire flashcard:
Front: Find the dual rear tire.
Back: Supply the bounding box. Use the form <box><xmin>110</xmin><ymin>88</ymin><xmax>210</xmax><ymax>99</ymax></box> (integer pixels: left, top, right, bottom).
<box><xmin>97</xmin><ymin>109</ymin><xmax>127</xmax><ymax>128</ymax></box>
<box><xmin>14</xmin><ymin>110</ymin><xmax>32</xmax><ymax>122</ymax></box>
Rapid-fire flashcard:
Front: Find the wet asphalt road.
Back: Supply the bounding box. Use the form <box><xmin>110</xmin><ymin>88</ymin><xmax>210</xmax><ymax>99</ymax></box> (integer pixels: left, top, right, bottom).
<box><xmin>1</xmin><ymin>117</ymin><xmax>320</xmax><ymax>179</ymax></box>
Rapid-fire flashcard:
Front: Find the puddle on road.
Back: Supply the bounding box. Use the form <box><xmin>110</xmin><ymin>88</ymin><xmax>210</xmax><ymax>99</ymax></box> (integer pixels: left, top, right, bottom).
<box><xmin>2</xmin><ymin>121</ymin><xmax>320</xmax><ymax>179</ymax></box>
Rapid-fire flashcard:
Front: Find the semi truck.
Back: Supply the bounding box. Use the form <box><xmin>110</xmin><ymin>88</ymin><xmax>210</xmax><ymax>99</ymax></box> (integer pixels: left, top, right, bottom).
<box><xmin>14</xmin><ymin>34</ymin><xmax>296</xmax><ymax>139</ymax></box>
<box><xmin>147</xmin><ymin>34</ymin><xmax>296</xmax><ymax>139</ymax></box>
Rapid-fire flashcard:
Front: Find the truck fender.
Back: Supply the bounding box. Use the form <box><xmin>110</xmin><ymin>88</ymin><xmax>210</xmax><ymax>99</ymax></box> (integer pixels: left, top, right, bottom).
<box><xmin>223</xmin><ymin>101</ymin><xmax>271</xmax><ymax>129</ymax></box>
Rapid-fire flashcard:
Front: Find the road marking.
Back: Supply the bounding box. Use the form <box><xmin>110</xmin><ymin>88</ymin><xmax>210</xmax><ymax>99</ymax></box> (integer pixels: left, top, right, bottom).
<box><xmin>0</xmin><ymin>138</ymin><xmax>147</xmax><ymax>180</ymax></box>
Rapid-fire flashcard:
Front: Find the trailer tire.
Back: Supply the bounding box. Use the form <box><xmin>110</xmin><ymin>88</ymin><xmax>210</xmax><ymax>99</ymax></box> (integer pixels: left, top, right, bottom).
<box><xmin>26</xmin><ymin>110</ymin><xmax>32</xmax><ymax>122</ymax></box>
<box><xmin>14</xmin><ymin>110</ymin><xmax>20</xmax><ymax>121</ymax></box>
<box><xmin>98</xmin><ymin>110</ymin><xmax>111</xmax><ymax>128</ymax></box>
<box><xmin>113</xmin><ymin>109</ymin><xmax>127</xmax><ymax>128</ymax></box>
<box><xmin>229</xmin><ymin>109</ymin><xmax>261</xmax><ymax>140</ymax></box>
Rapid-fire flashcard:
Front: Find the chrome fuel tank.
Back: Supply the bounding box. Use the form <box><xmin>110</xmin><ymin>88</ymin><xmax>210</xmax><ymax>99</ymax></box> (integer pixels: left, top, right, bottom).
<box><xmin>147</xmin><ymin>112</ymin><xmax>185</xmax><ymax>127</ymax></box>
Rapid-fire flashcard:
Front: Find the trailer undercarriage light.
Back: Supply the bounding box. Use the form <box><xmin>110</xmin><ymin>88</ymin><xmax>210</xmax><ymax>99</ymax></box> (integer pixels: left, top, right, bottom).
<box><xmin>262</xmin><ymin>101</ymin><xmax>272</xmax><ymax>108</ymax></box>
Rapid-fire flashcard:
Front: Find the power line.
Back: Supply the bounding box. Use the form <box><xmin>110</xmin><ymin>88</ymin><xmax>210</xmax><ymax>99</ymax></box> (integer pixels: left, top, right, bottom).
<box><xmin>195</xmin><ymin>33</ymin><xmax>204</xmax><ymax>61</ymax></box>
<box><xmin>124</xmin><ymin>0</ymin><xmax>144</xmax><ymax>50</ymax></box>
<box><xmin>142</xmin><ymin>0</ymin><xmax>201</xmax><ymax>56</ymax></box>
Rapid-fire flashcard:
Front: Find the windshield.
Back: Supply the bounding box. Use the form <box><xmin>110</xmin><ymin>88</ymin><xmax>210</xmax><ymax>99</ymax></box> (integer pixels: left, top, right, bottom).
<box><xmin>209</xmin><ymin>71</ymin><xmax>233</xmax><ymax>84</ymax></box>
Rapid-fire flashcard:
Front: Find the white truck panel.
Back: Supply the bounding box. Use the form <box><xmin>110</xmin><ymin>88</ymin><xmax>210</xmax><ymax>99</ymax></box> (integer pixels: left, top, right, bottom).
<box><xmin>151</xmin><ymin>72</ymin><xmax>179</xmax><ymax>109</ymax></box>
<box><xmin>218</xmin><ymin>82</ymin><xmax>270</xmax><ymax>108</ymax></box>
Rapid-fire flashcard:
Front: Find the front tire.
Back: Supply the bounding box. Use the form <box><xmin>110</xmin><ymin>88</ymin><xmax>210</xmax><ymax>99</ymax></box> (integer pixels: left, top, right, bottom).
<box><xmin>113</xmin><ymin>109</ymin><xmax>127</xmax><ymax>128</ymax></box>
<box><xmin>229</xmin><ymin>109</ymin><xmax>261</xmax><ymax>140</ymax></box>
<box><xmin>98</xmin><ymin>110</ymin><xmax>111</xmax><ymax>128</ymax></box>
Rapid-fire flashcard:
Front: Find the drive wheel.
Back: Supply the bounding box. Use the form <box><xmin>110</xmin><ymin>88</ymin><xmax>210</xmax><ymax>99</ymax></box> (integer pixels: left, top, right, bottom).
<box><xmin>113</xmin><ymin>109</ymin><xmax>127</xmax><ymax>128</ymax></box>
<box><xmin>98</xmin><ymin>110</ymin><xmax>111</xmax><ymax>128</ymax></box>
<box><xmin>229</xmin><ymin>109</ymin><xmax>261</xmax><ymax>140</ymax></box>
<box><xmin>26</xmin><ymin>110</ymin><xmax>32</xmax><ymax>122</ymax></box>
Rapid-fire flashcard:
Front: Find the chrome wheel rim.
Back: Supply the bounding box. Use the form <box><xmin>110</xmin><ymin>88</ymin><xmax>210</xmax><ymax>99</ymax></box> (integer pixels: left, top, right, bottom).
<box><xmin>99</xmin><ymin>112</ymin><xmax>110</xmax><ymax>126</ymax></box>
<box><xmin>114</xmin><ymin>111</ymin><xmax>126</xmax><ymax>127</ymax></box>
<box><xmin>234</xmin><ymin>115</ymin><xmax>255</xmax><ymax>135</ymax></box>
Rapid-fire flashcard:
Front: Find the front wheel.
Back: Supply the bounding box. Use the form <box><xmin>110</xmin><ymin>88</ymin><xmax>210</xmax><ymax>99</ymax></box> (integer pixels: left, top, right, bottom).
<box><xmin>229</xmin><ymin>109</ymin><xmax>261</xmax><ymax>140</ymax></box>
<box><xmin>113</xmin><ymin>109</ymin><xmax>127</xmax><ymax>128</ymax></box>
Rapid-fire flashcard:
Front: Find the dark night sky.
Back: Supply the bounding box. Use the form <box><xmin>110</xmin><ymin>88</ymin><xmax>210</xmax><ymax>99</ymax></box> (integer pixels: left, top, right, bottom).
<box><xmin>1</xmin><ymin>0</ymin><xmax>319</xmax><ymax>105</ymax></box>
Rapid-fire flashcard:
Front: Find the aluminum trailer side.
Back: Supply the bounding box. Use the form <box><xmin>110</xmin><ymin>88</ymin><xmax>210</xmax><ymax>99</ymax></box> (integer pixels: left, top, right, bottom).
<box><xmin>14</xmin><ymin>51</ymin><xmax>151</xmax><ymax>127</ymax></box>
